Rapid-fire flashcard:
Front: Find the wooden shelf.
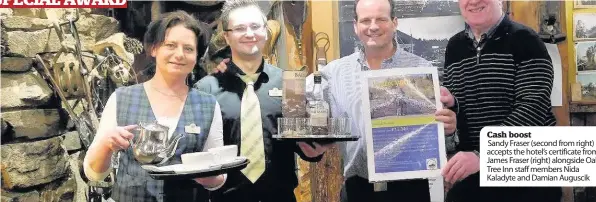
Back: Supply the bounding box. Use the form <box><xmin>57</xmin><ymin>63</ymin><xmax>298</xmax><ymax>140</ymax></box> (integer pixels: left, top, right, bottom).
<box><xmin>571</xmin><ymin>101</ymin><xmax>596</xmax><ymax>105</ymax></box>
<box><xmin>569</xmin><ymin>101</ymin><xmax>596</xmax><ymax>113</ymax></box>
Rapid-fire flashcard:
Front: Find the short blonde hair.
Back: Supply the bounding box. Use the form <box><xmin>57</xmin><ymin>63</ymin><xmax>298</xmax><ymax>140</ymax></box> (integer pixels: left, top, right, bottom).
<box><xmin>220</xmin><ymin>0</ymin><xmax>267</xmax><ymax>31</ymax></box>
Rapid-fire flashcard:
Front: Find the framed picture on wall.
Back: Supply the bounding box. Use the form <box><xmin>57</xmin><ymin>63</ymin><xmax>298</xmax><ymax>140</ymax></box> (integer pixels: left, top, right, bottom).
<box><xmin>574</xmin><ymin>0</ymin><xmax>596</xmax><ymax>9</ymax></box>
<box><xmin>577</xmin><ymin>72</ymin><xmax>596</xmax><ymax>100</ymax></box>
<box><xmin>575</xmin><ymin>41</ymin><xmax>596</xmax><ymax>72</ymax></box>
<box><xmin>573</xmin><ymin>13</ymin><xmax>596</xmax><ymax>41</ymax></box>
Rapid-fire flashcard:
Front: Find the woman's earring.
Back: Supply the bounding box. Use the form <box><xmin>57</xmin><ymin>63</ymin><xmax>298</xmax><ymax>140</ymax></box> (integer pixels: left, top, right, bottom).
<box><xmin>185</xmin><ymin>73</ymin><xmax>191</xmax><ymax>86</ymax></box>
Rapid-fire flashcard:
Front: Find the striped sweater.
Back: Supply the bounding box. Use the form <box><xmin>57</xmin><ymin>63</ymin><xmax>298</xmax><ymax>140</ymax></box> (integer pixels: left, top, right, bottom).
<box><xmin>443</xmin><ymin>15</ymin><xmax>557</xmax><ymax>152</ymax></box>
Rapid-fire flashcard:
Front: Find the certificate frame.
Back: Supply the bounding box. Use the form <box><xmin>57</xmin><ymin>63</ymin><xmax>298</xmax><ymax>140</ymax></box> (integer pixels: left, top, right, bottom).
<box><xmin>360</xmin><ymin>67</ymin><xmax>448</xmax><ymax>182</ymax></box>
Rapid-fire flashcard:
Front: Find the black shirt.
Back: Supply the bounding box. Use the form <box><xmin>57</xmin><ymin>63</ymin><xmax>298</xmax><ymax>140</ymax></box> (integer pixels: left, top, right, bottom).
<box><xmin>195</xmin><ymin>59</ymin><xmax>322</xmax><ymax>202</ymax></box>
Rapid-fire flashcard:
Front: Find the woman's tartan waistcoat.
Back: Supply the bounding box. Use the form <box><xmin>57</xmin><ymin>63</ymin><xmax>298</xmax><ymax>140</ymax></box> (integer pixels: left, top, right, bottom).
<box><xmin>112</xmin><ymin>84</ymin><xmax>216</xmax><ymax>202</ymax></box>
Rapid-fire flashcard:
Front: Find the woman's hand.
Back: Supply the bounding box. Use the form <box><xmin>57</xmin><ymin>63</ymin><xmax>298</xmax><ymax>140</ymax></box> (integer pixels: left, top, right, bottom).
<box><xmin>85</xmin><ymin>124</ymin><xmax>137</xmax><ymax>178</ymax></box>
<box><xmin>99</xmin><ymin>125</ymin><xmax>137</xmax><ymax>152</ymax></box>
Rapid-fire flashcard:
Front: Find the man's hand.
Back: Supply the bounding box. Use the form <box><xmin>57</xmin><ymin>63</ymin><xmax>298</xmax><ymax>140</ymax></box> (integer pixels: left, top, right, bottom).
<box><xmin>440</xmin><ymin>87</ymin><xmax>455</xmax><ymax>108</ymax></box>
<box><xmin>194</xmin><ymin>174</ymin><xmax>225</xmax><ymax>189</ymax></box>
<box><xmin>212</xmin><ymin>58</ymin><xmax>230</xmax><ymax>74</ymax></box>
<box><xmin>442</xmin><ymin>151</ymin><xmax>479</xmax><ymax>184</ymax></box>
<box><xmin>297</xmin><ymin>142</ymin><xmax>333</xmax><ymax>158</ymax></box>
<box><xmin>435</xmin><ymin>109</ymin><xmax>456</xmax><ymax>135</ymax></box>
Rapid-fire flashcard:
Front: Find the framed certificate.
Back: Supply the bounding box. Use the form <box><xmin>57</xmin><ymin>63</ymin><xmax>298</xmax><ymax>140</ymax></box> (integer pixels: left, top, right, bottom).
<box><xmin>360</xmin><ymin>67</ymin><xmax>448</xmax><ymax>182</ymax></box>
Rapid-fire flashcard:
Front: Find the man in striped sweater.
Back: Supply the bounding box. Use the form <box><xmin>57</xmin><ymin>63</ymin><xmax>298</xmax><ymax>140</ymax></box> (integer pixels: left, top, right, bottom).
<box><xmin>441</xmin><ymin>0</ymin><xmax>561</xmax><ymax>202</ymax></box>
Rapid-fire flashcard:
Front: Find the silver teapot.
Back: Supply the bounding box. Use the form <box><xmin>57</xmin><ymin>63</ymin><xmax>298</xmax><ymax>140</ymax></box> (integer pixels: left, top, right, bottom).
<box><xmin>130</xmin><ymin>121</ymin><xmax>184</xmax><ymax>165</ymax></box>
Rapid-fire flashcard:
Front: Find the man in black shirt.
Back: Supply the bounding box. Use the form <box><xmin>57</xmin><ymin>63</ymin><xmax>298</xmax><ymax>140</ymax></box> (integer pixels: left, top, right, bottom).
<box><xmin>441</xmin><ymin>0</ymin><xmax>561</xmax><ymax>202</ymax></box>
<box><xmin>195</xmin><ymin>0</ymin><xmax>331</xmax><ymax>201</ymax></box>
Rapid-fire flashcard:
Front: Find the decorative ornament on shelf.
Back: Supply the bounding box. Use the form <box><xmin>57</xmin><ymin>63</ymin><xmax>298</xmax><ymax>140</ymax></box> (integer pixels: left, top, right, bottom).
<box><xmin>539</xmin><ymin>14</ymin><xmax>566</xmax><ymax>44</ymax></box>
<box><xmin>264</xmin><ymin>20</ymin><xmax>281</xmax><ymax>66</ymax></box>
<box><xmin>282</xmin><ymin>0</ymin><xmax>308</xmax><ymax>69</ymax></box>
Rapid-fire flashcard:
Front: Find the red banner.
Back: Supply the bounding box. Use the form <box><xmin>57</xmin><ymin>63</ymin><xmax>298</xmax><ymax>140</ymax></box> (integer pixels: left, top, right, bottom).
<box><xmin>0</xmin><ymin>0</ymin><xmax>126</xmax><ymax>8</ymax></box>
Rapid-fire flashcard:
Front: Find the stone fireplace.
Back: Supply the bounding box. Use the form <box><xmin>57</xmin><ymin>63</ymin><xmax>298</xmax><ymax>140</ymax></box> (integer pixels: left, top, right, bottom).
<box><xmin>1</xmin><ymin>8</ymin><xmax>129</xmax><ymax>202</ymax></box>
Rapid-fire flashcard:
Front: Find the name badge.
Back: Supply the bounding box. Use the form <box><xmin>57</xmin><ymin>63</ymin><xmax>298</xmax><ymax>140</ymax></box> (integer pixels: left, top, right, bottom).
<box><xmin>269</xmin><ymin>88</ymin><xmax>282</xmax><ymax>97</ymax></box>
<box><xmin>373</xmin><ymin>182</ymin><xmax>387</xmax><ymax>192</ymax></box>
<box><xmin>185</xmin><ymin>123</ymin><xmax>201</xmax><ymax>134</ymax></box>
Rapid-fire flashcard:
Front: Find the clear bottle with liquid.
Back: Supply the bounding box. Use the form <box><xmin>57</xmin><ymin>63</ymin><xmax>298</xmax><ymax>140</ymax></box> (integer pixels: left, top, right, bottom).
<box><xmin>307</xmin><ymin>71</ymin><xmax>330</xmax><ymax>136</ymax></box>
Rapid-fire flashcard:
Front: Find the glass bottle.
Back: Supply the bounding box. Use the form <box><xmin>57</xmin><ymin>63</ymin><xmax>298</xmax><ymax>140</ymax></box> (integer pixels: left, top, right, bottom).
<box><xmin>307</xmin><ymin>72</ymin><xmax>329</xmax><ymax>136</ymax></box>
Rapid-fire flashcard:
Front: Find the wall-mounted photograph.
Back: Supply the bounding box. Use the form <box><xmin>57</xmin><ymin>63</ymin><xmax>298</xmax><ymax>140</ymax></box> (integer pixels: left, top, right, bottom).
<box><xmin>395</xmin><ymin>15</ymin><xmax>465</xmax><ymax>78</ymax></box>
<box><xmin>393</xmin><ymin>0</ymin><xmax>461</xmax><ymax>18</ymax></box>
<box><xmin>574</xmin><ymin>13</ymin><xmax>596</xmax><ymax>41</ymax></box>
<box><xmin>577</xmin><ymin>72</ymin><xmax>596</xmax><ymax>100</ymax></box>
<box><xmin>576</xmin><ymin>41</ymin><xmax>596</xmax><ymax>72</ymax></box>
<box><xmin>574</xmin><ymin>0</ymin><xmax>596</xmax><ymax>8</ymax></box>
